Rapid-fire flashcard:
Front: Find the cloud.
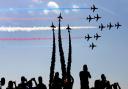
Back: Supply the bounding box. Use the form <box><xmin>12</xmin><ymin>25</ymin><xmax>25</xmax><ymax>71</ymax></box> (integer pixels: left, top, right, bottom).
<box><xmin>32</xmin><ymin>0</ymin><xmax>42</xmax><ymax>4</ymax></box>
<box><xmin>43</xmin><ymin>1</ymin><xmax>60</xmax><ymax>15</ymax></box>
<box><xmin>64</xmin><ymin>10</ymin><xmax>70</xmax><ymax>14</ymax></box>
<box><xmin>8</xmin><ymin>8</ymin><xmax>18</xmax><ymax>14</ymax></box>
<box><xmin>28</xmin><ymin>11</ymin><xmax>35</xmax><ymax>15</ymax></box>
<box><xmin>43</xmin><ymin>9</ymin><xmax>49</xmax><ymax>15</ymax></box>
<box><xmin>72</xmin><ymin>5</ymin><xmax>80</xmax><ymax>12</ymax></box>
<box><xmin>28</xmin><ymin>5</ymin><xmax>35</xmax><ymax>15</ymax></box>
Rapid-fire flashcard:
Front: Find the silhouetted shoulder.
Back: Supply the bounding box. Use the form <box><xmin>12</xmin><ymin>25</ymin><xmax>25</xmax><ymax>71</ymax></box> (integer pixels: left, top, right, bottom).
<box><xmin>37</xmin><ymin>84</ymin><xmax>47</xmax><ymax>89</ymax></box>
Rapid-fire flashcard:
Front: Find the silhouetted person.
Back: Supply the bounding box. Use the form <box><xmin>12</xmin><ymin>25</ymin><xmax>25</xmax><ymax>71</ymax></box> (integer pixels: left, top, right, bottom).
<box><xmin>6</xmin><ymin>81</ymin><xmax>16</xmax><ymax>89</ymax></box>
<box><xmin>36</xmin><ymin>76</ymin><xmax>47</xmax><ymax>89</ymax></box>
<box><xmin>6</xmin><ymin>81</ymin><xmax>13</xmax><ymax>89</ymax></box>
<box><xmin>112</xmin><ymin>83</ymin><xmax>121</xmax><ymax>89</ymax></box>
<box><xmin>51</xmin><ymin>72</ymin><xmax>63</xmax><ymax>89</ymax></box>
<box><xmin>100</xmin><ymin>74</ymin><xmax>108</xmax><ymax>89</ymax></box>
<box><xmin>18</xmin><ymin>76</ymin><xmax>28</xmax><ymax>89</ymax></box>
<box><xmin>79</xmin><ymin>64</ymin><xmax>91</xmax><ymax>89</ymax></box>
<box><xmin>0</xmin><ymin>77</ymin><xmax>5</xmax><ymax>89</ymax></box>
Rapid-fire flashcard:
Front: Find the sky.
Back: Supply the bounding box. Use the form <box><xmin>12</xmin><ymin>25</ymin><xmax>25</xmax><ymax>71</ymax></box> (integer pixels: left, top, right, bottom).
<box><xmin>0</xmin><ymin>0</ymin><xmax>127</xmax><ymax>89</ymax></box>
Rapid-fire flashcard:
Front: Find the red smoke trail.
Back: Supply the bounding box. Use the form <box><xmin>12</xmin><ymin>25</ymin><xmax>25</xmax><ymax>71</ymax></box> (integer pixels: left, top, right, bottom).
<box><xmin>0</xmin><ymin>17</ymin><xmax>82</xmax><ymax>21</ymax></box>
<box><xmin>0</xmin><ymin>37</ymin><xmax>84</xmax><ymax>41</ymax></box>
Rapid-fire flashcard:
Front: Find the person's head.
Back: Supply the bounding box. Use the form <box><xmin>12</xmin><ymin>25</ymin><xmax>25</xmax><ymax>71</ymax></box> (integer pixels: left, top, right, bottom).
<box><xmin>101</xmin><ymin>74</ymin><xmax>106</xmax><ymax>81</ymax></box>
<box><xmin>55</xmin><ymin>72</ymin><xmax>59</xmax><ymax>78</ymax></box>
<box><xmin>21</xmin><ymin>76</ymin><xmax>27</xmax><ymax>83</ymax></box>
<box><xmin>8</xmin><ymin>81</ymin><xmax>13</xmax><ymax>88</ymax></box>
<box><xmin>1</xmin><ymin>77</ymin><xmax>5</xmax><ymax>86</ymax></box>
<box><xmin>38</xmin><ymin>76</ymin><xmax>42</xmax><ymax>84</ymax></box>
<box><xmin>83</xmin><ymin>64</ymin><xmax>88</xmax><ymax>71</ymax></box>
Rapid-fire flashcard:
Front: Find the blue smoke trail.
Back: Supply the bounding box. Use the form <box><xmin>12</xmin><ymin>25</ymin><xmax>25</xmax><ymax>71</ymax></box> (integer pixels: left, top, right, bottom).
<box><xmin>0</xmin><ymin>7</ymin><xmax>90</xmax><ymax>12</ymax></box>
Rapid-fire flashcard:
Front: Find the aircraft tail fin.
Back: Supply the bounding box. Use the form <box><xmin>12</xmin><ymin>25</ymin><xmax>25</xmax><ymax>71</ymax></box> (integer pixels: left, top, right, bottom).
<box><xmin>107</xmin><ymin>24</ymin><xmax>109</xmax><ymax>28</ymax></box>
<box><xmin>85</xmin><ymin>36</ymin><xmax>87</xmax><ymax>39</ymax></box>
<box><xmin>99</xmin><ymin>26</ymin><xmax>101</xmax><ymax>28</ymax></box>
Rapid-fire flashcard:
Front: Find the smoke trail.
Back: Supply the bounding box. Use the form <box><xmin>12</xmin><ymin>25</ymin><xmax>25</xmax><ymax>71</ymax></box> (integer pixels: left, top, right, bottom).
<box><xmin>0</xmin><ymin>26</ymin><xmax>97</xmax><ymax>32</ymax></box>
<box><xmin>0</xmin><ymin>37</ymin><xmax>84</xmax><ymax>41</ymax></box>
<box><xmin>0</xmin><ymin>8</ymin><xmax>90</xmax><ymax>12</ymax></box>
<box><xmin>49</xmin><ymin>26</ymin><xmax>56</xmax><ymax>89</ymax></box>
<box><xmin>58</xmin><ymin>15</ymin><xmax>67</xmax><ymax>81</ymax></box>
<box><xmin>0</xmin><ymin>17</ymin><xmax>83</xmax><ymax>21</ymax></box>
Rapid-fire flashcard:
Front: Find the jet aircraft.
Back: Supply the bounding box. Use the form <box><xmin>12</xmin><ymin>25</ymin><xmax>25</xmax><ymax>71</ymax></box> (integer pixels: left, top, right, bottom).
<box><xmin>87</xmin><ymin>15</ymin><xmax>94</xmax><ymax>22</ymax></box>
<box><xmin>89</xmin><ymin>42</ymin><xmax>96</xmax><ymax>50</ymax></box>
<box><xmin>115</xmin><ymin>22</ymin><xmax>122</xmax><ymax>29</ymax></box>
<box><xmin>94</xmin><ymin>33</ymin><xmax>101</xmax><ymax>40</ymax></box>
<box><xmin>107</xmin><ymin>22</ymin><xmax>114</xmax><ymax>30</ymax></box>
<box><xmin>99</xmin><ymin>23</ymin><xmax>106</xmax><ymax>31</ymax></box>
<box><xmin>85</xmin><ymin>34</ymin><xmax>92</xmax><ymax>41</ymax></box>
<box><xmin>94</xmin><ymin>14</ymin><xmax>101</xmax><ymax>21</ymax></box>
<box><xmin>91</xmin><ymin>4</ymin><xmax>98</xmax><ymax>12</ymax></box>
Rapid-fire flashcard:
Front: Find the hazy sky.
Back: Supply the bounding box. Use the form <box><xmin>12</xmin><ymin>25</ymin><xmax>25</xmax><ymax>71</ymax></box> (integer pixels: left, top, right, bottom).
<box><xmin>0</xmin><ymin>0</ymin><xmax>127</xmax><ymax>89</ymax></box>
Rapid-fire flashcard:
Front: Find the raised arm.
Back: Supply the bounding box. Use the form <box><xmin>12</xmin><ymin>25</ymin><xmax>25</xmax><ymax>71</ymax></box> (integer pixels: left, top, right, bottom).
<box><xmin>31</xmin><ymin>78</ymin><xmax>38</xmax><ymax>86</ymax></box>
<box><xmin>88</xmin><ymin>72</ymin><xmax>91</xmax><ymax>78</ymax></box>
<box><xmin>117</xmin><ymin>83</ymin><xmax>121</xmax><ymax>89</ymax></box>
<box><xmin>13</xmin><ymin>81</ymin><xmax>17</xmax><ymax>88</ymax></box>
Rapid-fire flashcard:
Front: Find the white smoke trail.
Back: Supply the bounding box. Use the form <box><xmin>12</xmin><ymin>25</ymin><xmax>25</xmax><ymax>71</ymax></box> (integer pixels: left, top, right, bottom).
<box><xmin>0</xmin><ymin>26</ymin><xmax>97</xmax><ymax>32</ymax></box>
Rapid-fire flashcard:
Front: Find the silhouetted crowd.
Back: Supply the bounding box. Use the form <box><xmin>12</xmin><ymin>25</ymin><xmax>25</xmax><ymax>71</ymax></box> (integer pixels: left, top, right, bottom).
<box><xmin>5</xmin><ymin>76</ymin><xmax>47</xmax><ymax>89</ymax></box>
<box><xmin>0</xmin><ymin>64</ymin><xmax>121</xmax><ymax>89</ymax></box>
<box><xmin>79</xmin><ymin>65</ymin><xmax>121</xmax><ymax>89</ymax></box>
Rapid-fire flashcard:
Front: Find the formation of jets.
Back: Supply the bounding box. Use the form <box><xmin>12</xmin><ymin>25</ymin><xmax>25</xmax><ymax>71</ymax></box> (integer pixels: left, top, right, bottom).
<box><xmin>88</xmin><ymin>5</ymin><xmax>122</xmax><ymax>29</ymax></box>
<box><xmin>85</xmin><ymin>33</ymin><xmax>101</xmax><ymax>50</ymax></box>
<box><xmin>86</xmin><ymin>4</ymin><xmax>122</xmax><ymax>50</ymax></box>
<box><xmin>86</xmin><ymin>14</ymin><xmax>101</xmax><ymax>22</ymax></box>
<box><xmin>54</xmin><ymin>4</ymin><xmax>122</xmax><ymax>51</ymax></box>
<box><xmin>85</xmin><ymin>33</ymin><xmax>101</xmax><ymax>41</ymax></box>
<box><xmin>99</xmin><ymin>22</ymin><xmax>122</xmax><ymax>31</ymax></box>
